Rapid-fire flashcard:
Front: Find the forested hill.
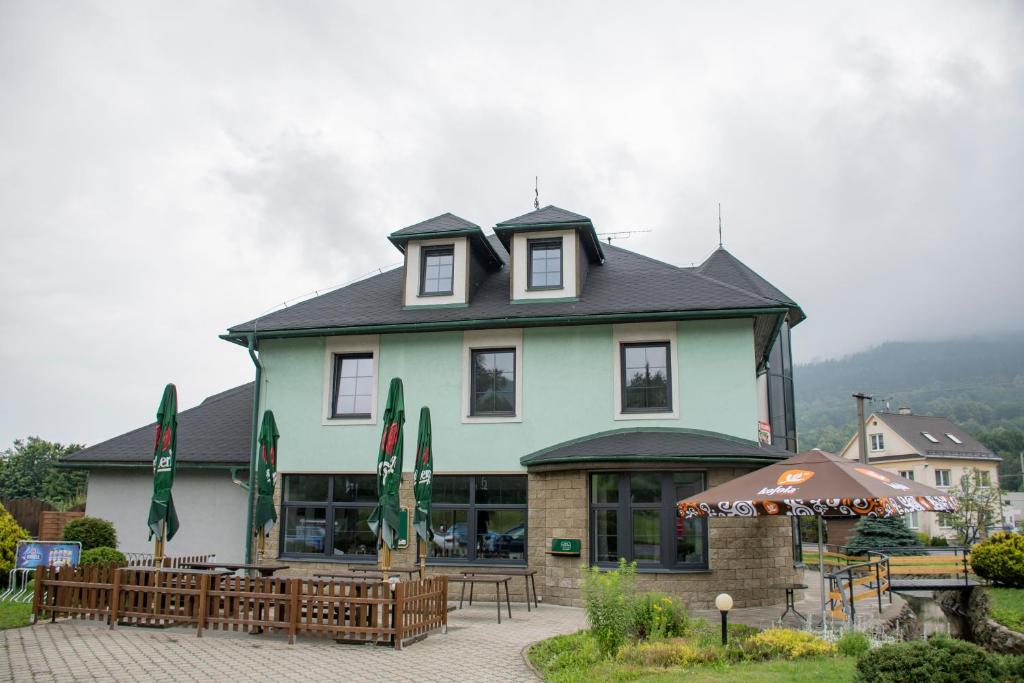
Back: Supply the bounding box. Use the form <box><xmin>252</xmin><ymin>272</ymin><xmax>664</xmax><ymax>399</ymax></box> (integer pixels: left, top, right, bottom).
<box><xmin>794</xmin><ymin>335</ymin><xmax>1024</xmax><ymax>489</ymax></box>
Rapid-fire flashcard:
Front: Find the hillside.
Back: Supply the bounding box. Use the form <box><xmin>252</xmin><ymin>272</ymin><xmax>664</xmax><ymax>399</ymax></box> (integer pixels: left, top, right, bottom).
<box><xmin>794</xmin><ymin>334</ymin><xmax>1024</xmax><ymax>489</ymax></box>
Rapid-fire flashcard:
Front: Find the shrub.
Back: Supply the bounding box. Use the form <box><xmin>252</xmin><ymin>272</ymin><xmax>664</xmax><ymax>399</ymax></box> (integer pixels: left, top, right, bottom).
<box><xmin>628</xmin><ymin>592</ymin><xmax>690</xmax><ymax>640</ymax></box>
<box><xmin>0</xmin><ymin>502</ymin><xmax>30</xmax><ymax>579</ymax></box>
<box><xmin>62</xmin><ymin>517</ymin><xmax>117</xmax><ymax>551</ymax></box>
<box><xmin>528</xmin><ymin>631</ymin><xmax>604</xmax><ymax>680</ymax></box>
<box><xmin>836</xmin><ymin>629</ymin><xmax>871</xmax><ymax>657</ymax></box>
<box><xmin>971</xmin><ymin>532</ymin><xmax>1024</xmax><ymax>587</ymax></box>
<box><xmin>581</xmin><ymin>558</ymin><xmax>636</xmax><ymax>654</ymax></box>
<box><xmin>742</xmin><ymin>628</ymin><xmax>834</xmax><ymax>660</ymax></box>
<box><xmin>929</xmin><ymin>536</ymin><xmax>949</xmax><ymax>547</ymax></box>
<box><xmin>617</xmin><ymin>639</ymin><xmax>722</xmax><ymax>667</ymax></box>
<box><xmin>79</xmin><ymin>547</ymin><xmax>126</xmax><ymax>567</ymax></box>
<box><xmin>854</xmin><ymin>636</ymin><xmax>1003</xmax><ymax>683</ymax></box>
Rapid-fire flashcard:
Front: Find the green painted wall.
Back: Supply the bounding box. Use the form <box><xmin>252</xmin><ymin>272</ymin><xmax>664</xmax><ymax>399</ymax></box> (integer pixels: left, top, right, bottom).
<box><xmin>257</xmin><ymin>319</ymin><xmax>757</xmax><ymax>473</ymax></box>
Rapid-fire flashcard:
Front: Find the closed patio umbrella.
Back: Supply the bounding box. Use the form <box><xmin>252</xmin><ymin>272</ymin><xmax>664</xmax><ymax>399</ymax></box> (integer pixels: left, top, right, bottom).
<box><xmin>413</xmin><ymin>407</ymin><xmax>433</xmax><ymax>578</ymax></box>
<box><xmin>147</xmin><ymin>384</ymin><xmax>180</xmax><ymax>565</ymax></box>
<box><xmin>253</xmin><ymin>410</ymin><xmax>279</xmax><ymax>563</ymax></box>
<box><xmin>677</xmin><ymin>449</ymin><xmax>958</xmax><ymax>626</ymax></box>
<box><xmin>368</xmin><ymin>378</ymin><xmax>405</xmax><ymax>571</ymax></box>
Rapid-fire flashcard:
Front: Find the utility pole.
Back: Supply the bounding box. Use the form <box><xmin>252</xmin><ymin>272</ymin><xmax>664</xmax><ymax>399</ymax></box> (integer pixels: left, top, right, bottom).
<box><xmin>853</xmin><ymin>393</ymin><xmax>873</xmax><ymax>464</ymax></box>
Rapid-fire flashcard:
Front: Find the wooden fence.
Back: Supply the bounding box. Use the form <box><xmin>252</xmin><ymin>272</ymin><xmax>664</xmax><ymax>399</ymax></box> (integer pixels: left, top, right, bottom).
<box><xmin>2</xmin><ymin>498</ymin><xmax>55</xmax><ymax>537</ymax></box>
<box><xmin>38</xmin><ymin>511</ymin><xmax>85</xmax><ymax>540</ymax></box>
<box><xmin>33</xmin><ymin>566</ymin><xmax>447</xmax><ymax>649</ymax></box>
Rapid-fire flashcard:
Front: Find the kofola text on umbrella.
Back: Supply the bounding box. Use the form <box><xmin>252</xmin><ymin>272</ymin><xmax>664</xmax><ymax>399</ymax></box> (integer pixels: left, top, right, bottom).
<box><xmin>757</xmin><ymin>468</ymin><xmax>814</xmax><ymax>495</ymax></box>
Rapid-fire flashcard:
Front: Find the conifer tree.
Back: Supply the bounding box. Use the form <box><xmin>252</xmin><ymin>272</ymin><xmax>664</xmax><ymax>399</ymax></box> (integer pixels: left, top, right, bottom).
<box><xmin>846</xmin><ymin>515</ymin><xmax>922</xmax><ymax>555</ymax></box>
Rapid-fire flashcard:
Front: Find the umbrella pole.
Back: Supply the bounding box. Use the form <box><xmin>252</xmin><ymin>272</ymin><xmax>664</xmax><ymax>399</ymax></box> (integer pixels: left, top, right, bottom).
<box><xmin>154</xmin><ymin>520</ymin><xmax>165</xmax><ymax>569</ymax></box>
<box><xmin>257</xmin><ymin>532</ymin><xmax>265</xmax><ymax>564</ymax></box>
<box><xmin>818</xmin><ymin>515</ymin><xmax>827</xmax><ymax>629</ymax></box>
<box><xmin>418</xmin><ymin>537</ymin><xmax>425</xmax><ymax>579</ymax></box>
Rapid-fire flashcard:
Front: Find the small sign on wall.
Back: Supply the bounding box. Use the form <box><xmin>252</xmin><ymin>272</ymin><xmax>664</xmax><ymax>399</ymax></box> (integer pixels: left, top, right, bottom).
<box><xmin>758</xmin><ymin>420</ymin><xmax>772</xmax><ymax>445</ymax></box>
<box><xmin>549</xmin><ymin>538</ymin><xmax>581</xmax><ymax>556</ymax></box>
<box><xmin>397</xmin><ymin>507</ymin><xmax>409</xmax><ymax>549</ymax></box>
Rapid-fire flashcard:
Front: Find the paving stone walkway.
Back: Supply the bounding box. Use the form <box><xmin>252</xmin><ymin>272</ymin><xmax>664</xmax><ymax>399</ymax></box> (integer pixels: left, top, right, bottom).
<box><xmin>1</xmin><ymin>603</ymin><xmax>587</xmax><ymax>683</ymax></box>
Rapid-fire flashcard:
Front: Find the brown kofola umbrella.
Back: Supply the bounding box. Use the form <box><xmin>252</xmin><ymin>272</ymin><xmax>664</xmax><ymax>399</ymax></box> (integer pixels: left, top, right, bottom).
<box><xmin>677</xmin><ymin>449</ymin><xmax>958</xmax><ymax>625</ymax></box>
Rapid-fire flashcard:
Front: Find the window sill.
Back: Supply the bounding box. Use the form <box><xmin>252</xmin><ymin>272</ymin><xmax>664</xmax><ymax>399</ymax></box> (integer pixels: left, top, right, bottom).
<box><xmin>614</xmin><ymin>410</ymin><xmax>678</xmax><ymax>421</ymax></box>
<box><xmin>279</xmin><ymin>555</ymin><xmax>379</xmax><ymax>564</ymax></box>
<box><xmin>322</xmin><ymin>416</ymin><xmax>376</xmax><ymax>426</ymax></box>
<box><xmin>593</xmin><ymin>564</ymin><xmax>711</xmax><ymax>574</ymax></box>
<box><xmin>462</xmin><ymin>414</ymin><xmax>522</xmax><ymax>424</ymax></box>
<box><xmin>426</xmin><ymin>560</ymin><xmax>528</xmax><ymax>568</ymax></box>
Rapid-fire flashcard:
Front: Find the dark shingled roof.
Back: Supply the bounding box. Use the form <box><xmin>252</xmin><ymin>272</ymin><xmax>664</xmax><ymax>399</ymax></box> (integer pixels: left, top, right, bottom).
<box><xmin>387</xmin><ymin>212</ymin><xmax>502</xmax><ymax>270</ymax></box>
<box><xmin>874</xmin><ymin>412</ymin><xmax>999</xmax><ymax>460</ymax></box>
<box><xmin>698</xmin><ymin>248</ymin><xmax>805</xmax><ymax>324</ymax></box>
<box><xmin>64</xmin><ymin>383</ymin><xmax>253</xmax><ymax>466</ymax></box>
<box><xmin>493</xmin><ymin>204</ymin><xmax>605</xmax><ymax>262</ymax></box>
<box><xmin>389</xmin><ymin>212</ymin><xmax>480</xmax><ymax>237</ymax></box>
<box><xmin>496</xmin><ymin>205</ymin><xmax>591</xmax><ymax>227</ymax></box>
<box><xmin>520</xmin><ymin>428</ymin><xmax>792</xmax><ymax>467</ymax></box>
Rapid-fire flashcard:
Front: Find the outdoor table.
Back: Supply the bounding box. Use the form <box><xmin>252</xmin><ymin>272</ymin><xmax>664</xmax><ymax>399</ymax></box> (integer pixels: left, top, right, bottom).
<box><xmin>771</xmin><ymin>583</ymin><xmax>808</xmax><ymax>622</ymax></box>
<box><xmin>448</xmin><ymin>575</ymin><xmax>513</xmax><ymax>624</ymax></box>
<box><xmin>344</xmin><ymin>565</ymin><xmax>421</xmax><ymax>581</ymax></box>
<box><xmin>459</xmin><ymin>568</ymin><xmax>539</xmax><ymax>611</ymax></box>
<box><xmin>182</xmin><ymin>562</ymin><xmax>289</xmax><ymax>577</ymax></box>
<box><xmin>313</xmin><ymin>570</ymin><xmax>400</xmax><ymax>581</ymax></box>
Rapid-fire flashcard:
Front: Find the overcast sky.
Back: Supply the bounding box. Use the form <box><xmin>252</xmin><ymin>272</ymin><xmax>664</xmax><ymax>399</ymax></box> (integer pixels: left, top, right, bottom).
<box><xmin>2</xmin><ymin>2</ymin><xmax>1022</xmax><ymax>448</ymax></box>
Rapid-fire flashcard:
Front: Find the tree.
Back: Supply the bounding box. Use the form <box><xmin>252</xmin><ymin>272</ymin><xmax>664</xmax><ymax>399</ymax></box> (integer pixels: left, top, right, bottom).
<box><xmin>946</xmin><ymin>470</ymin><xmax>1002</xmax><ymax>546</ymax></box>
<box><xmin>0</xmin><ymin>437</ymin><xmax>86</xmax><ymax>507</ymax></box>
<box><xmin>846</xmin><ymin>516</ymin><xmax>921</xmax><ymax>555</ymax></box>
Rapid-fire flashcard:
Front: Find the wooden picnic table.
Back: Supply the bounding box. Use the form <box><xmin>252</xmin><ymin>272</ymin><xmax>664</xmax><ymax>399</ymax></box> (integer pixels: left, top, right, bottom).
<box><xmin>181</xmin><ymin>562</ymin><xmax>290</xmax><ymax>577</ymax></box>
<box><xmin>460</xmin><ymin>567</ymin><xmax>539</xmax><ymax>611</ymax></box>
<box><xmin>448</xmin><ymin>575</ymin><xmax>513</xmax><ymax>623</ymax></box>
<box><xmin>313</xmin><ymin>570</ymin><xmax>401</xmax><ymax>582</ymax></box>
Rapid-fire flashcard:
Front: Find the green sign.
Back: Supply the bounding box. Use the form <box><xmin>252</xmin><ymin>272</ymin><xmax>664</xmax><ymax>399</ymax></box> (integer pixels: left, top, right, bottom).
<box><xmin>397</xmin><ymin>507</ymin><xmax>409</xmax><ymax>549</ymax></box>
<box><xmin>550</xmin><ymin>538</ymin><xmax>581</xmax><ymax>555</ymax></box>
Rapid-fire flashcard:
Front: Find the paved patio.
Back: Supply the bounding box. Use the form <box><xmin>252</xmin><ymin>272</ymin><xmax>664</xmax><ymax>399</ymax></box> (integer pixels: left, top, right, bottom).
<box><xmin>1</xmin><ymin>603</ymin><xmax>587</xmax><ymax>683</ymax></box>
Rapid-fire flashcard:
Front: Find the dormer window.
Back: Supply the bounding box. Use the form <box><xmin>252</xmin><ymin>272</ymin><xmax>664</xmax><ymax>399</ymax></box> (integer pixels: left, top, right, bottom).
<box><xmin>421</xmin><ymin>246</ymin><xmax>454</xmax><ymax>296</ymax></box>
<box><xmin>527</xmin><ymin>238</ymin><xmax>563</xmax><ymax>290</ymax></box>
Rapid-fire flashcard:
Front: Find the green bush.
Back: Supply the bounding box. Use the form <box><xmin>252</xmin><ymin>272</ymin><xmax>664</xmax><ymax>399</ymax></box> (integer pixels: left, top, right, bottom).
<box><xmin>836</xmin><ymin>630</ymin><xmax>871</xmax><ymax>657</ymax></box>
<box><xmin>854</xmin><ymin>636</ymin><xmax>1003</xmax><ymax>683</ymax></box>
<box><xmin>580</xmin><ymin>558</ymin><xmax>636</xmax><ymax>654</ymax></box>
<box><xmin>528</xmin><ymin>630</ymin><xmax>604</xmax><ymax>680</ymax></box>
<box><xmin>62</xmin><ymin>517</ymin><xmax>117</xmax><ymax>551</ymax></box>
<box><xmin>741</xmin><ymin>628</ymin><xmax>834</xmax><ymax>660</ymax></box>
<box><xmin>0</xmin><ymin>502</ymin><xmax>30</xmax><ymax>579</ymax></box>
<box><xmin>79</xmin><ymin>547</ymin><xmax>126</xmax><ymax>567</ymax></box>
<box><xmin>628</xmin><ymin>592</ymin><xmax>690</xmax><ymax>640</ymax></box>
<box><xmin>617</xmin><ymin>638</ymin><xmax>722</xmax><ymax>667</ymax></box>
<box><xmin>971</xmin><ymin>532</ymin><xmax>1024</xmax><ymax>587</ymax></box>
<box><xmin>929</xmin><ymin>536</ymin><xmax>949</xmax><ymax>547</ymax></box>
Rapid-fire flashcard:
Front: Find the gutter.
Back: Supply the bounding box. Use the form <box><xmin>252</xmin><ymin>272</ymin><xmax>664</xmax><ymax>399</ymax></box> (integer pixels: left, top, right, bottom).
<box><xmin>231</xmin><ymin>466</ymin><xmax>249</xmax><ymax>491</ymax></box>
<box><xmin>244</xmin><ymin>334</ymin><xmax>263</xmax><ymax>565</ymax></box>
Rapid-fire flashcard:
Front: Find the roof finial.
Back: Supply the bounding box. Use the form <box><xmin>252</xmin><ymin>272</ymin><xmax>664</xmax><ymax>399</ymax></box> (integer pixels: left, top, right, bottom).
<box><xmin>718</xmin><ymin>203</ymin><xmax>723</xmax><ymax>248</ymax></box>
<box><xmin>534</xmin><ymin>176</ymin><xmax>540</xmax><ymax>210</ymax></box>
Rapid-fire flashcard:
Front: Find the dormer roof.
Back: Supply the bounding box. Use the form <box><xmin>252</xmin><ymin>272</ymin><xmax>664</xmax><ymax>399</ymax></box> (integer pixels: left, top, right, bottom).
<box><xmin>494</xmin><ymin>205</ymin><xmax>605</xmax><ymax>263</ymax></box>
<box><xmin>387</xmin><ymin>212</ymin><xmax>502</xmax><ymax>271</ymax></box>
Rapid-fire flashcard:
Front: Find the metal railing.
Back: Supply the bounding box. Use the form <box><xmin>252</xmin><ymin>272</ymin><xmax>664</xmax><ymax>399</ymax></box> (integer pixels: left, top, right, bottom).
<box><xmin>825</xmin><ymin>554</ymin><xmax>891</xmax><ymax>622</ymax></box>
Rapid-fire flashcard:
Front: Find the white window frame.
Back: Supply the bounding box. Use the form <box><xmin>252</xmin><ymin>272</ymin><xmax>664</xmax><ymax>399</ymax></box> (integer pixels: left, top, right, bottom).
<box><xmin>404</xmin><ymin>236</ymin><xmax>469</xmax><ymax>307</ymax></box>
<box><xmin>898</xmin><ymin>470</ymin><xmax>914</xmax><ymax>481</ymax></box>
<box><xmin>977</xmin><ymin>470</ymin><xmax>991</xmax><ymax>489</ymax></box>
<box><xmin>935</xmin><ymin>469</ymin><xmax>951</xmax><ymax>488</ymax></box>
<box><xmin>869</xmin><ymin>433</ymin><xmax>885</xmax><ymax>451</ymax></box>
<box><xmin>510</xmin><ymin>229</ymin><xmax>578</xmax><ymax>301</ymax></box>
<box><xmin>612</xmin><ymin>323</ymin><xmax>680</xmax><ymax>421</ymax></box>
<box><xmin>461</xmin><ymin>328</ymin><xmax>523</xmax><ymax>424</ymax></box>
<box><xmin>905</xmin><ymin>511</ymin><xmax>919</xmax><ymax>529</ymax></box>
<box><xmin>322</xmin><ymin>335</ymin><xmax>380</xmax><ymax>426</ymax></box>
<box><xmin>938</xmin><ymin>513</ymin><xmax>953</xmax><ymax>529</ymax></box>
<box><xmin>945</xmin><ymin>433</ymin><xmax>963</xmax><ymax>444</ymax></box>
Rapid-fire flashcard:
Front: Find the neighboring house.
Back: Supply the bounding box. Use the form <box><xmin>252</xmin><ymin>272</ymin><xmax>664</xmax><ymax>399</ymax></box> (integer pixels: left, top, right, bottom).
<box><xmin>62</xmin><ymin>383</ymin><xmax>253</xmax><ymax>562</ymax></box>
<box><xmin>1003</xmin><ymin>491</ymin><xmax>1024</xmax><ymax>531</ymax></box>
<box><xmin>839</xmin><ymin>409</ymin><xmax>1001</xmax><ymax>541</ymax></box>
<box><xmin>219</xmin><ymin>204</ymin><xmax>806</xmax><ymax>608</ymax></box>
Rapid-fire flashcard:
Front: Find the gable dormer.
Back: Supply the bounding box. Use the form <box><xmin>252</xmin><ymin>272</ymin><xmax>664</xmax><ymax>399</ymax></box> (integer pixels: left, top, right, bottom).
<box><xmin>494</xmin><ymin>205</ymin><xmax>605</xmax><ymax>302</ymax></box>
<box><xmin>388</xmin><ymin>213</ymin><xmax>502</xmax><ymax>308</ymax></box>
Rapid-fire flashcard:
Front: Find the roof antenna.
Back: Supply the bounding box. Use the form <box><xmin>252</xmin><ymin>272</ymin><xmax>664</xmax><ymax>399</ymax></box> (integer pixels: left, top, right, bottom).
<box><xmin>534</xmin><ymin>176</ymin><xmax>540</xmax><ymax>210</ymax></box>
<box><xmin>718</xmin><ymin>203</ymin><xmax>723</xmax><ymax>248</ymax></box>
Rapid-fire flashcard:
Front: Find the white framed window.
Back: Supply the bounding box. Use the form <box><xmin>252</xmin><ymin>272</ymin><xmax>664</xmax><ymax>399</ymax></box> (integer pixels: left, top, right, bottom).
<box><xmin>612</xmin><ymin>323</ymin><xmax>680</xmax><ymax>421</ymax></box>
<box><xmin>905</xmin><ymin>511</ymin><xmax>919</xmax><ymax>529</ymax></box>
<box><xmin>945</xmin><ymin>433</ymin><xmax>963</xmax><ymax>445</ymax></box>
<box><xmin>934</xmin><ymin>469</ymin><xmax>951</xmax><ymax>488</ymax></box>
<box><xmin>977</xmin><ymin>470</ymin><xmax>991</xmax><ymax>488</ymax></box>
<box><xmin>898</xmin><ymin>470</ymin><xmax>914</xmax><ymax>481</ymax></box>
<box><xmin>510</xmin><ymin>229</ymin><xmax>578</xmax><ymax>301</ymax></box>
<box><xmin>461</xmin><ymin>329</ymin><xmax>523</xmax><ymax>424</ymax></box>
<box><xmin>322</xmin><ymin>335</ymin><xmax>379</xmax><ymax>426</ymax></box>
<box><xmin>938</xmin><ymin>512</ymin><xmax>953</xmax><ymax>529</ymax></box>
<box><xmin>403</xmin><ymin>236</ymin><xmax>468</xmax><ymax>307</ymax></box>
<box><xmin>921</xmin><ymin>431</ymin><xmax>940</xmax><ymax>443</ymax></box>
<box><xmin>869</xmin><ymin>433</ymin><xmax>885</xmax><ymax>451</ymax></box>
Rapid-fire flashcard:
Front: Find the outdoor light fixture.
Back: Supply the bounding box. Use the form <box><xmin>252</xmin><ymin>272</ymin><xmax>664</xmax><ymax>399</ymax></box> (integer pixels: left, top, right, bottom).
<box><xmin>715</xmin><ymin>593</ymin><xmax>733</xmax><ymax>646</ymax></box>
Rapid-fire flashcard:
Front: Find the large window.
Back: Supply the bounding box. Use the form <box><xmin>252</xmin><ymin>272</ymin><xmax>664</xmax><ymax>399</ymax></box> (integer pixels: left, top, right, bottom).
<box><xmin>590</xmin><ymin>472</ymin><xmax>708</xmax><ymax>570</ymax></box>
<box><xmin>331</xmin><ymin>353</ymin><xmax>374</xmax><ymax>418</ymax></box>
<box><xmin>420</xmin><ymin>245</ymin><xmax>455</xmax><ymax>295</ymax></box>
<box><xmin>470</xmin><ymin>348</ymin><xmax>516</xmax><ymax>416</ymax></box>
<box><xmin>935</xmin><ymin>469</ymin><xmax>951</xmax><ymax>488</ymax></box>
<box><xmin>430</xmin><ymin>475</ymin><xmax>527</xmax><ymax>564</ymax></box>
<box><xmin>527</xmin><ymin>237</ymin><xmax>562</xmax><ymax>289</ymax></box>
<box><xmin>281</xmin><ymin>474</ymin><xmax>377</xmax><ymax>560</ymax></box>
<box><xmin>620</xmin><ymin>343</ymin><xmax>672</xmax><ymax>412</ymax></box>
<box><xmin>898</xmin><ymin>470</ymin><xmax>914</xmax><ymax>481</ymax></box>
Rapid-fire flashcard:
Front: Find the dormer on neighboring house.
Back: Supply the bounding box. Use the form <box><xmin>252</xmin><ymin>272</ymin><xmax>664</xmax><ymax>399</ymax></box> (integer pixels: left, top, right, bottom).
<box><xmin>493</xmin><ymin>205</ymin><xmax>605</xmax><ymax>302</ymax></box>
<box><xmin>388</xmin><ymin>213</ymin><xmax>503</xmax><ymax>308</ymax></box>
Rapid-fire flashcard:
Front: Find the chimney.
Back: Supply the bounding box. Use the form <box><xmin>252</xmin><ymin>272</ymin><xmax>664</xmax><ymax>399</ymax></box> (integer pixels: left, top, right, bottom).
<box><xmin>898</xmin><ymin>407</ymin><xmax>912</xmax><ymax>415</ymax></box>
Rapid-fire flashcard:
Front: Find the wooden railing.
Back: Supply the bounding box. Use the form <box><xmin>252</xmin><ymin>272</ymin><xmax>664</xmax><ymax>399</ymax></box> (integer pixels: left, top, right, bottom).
<box><xmin>124</xmin><ymin>554</ymin><xmax>215</xmax><ymax>568</ymax></box>
<box><xmin>826</xmin><ymin>556</ymin><xmax>890</xmax><ymax>622</ymax></box>
<box><xmin>32</xmin><ymin>566</ymin><xmax>447</xmax><ymax>649</ymax></box>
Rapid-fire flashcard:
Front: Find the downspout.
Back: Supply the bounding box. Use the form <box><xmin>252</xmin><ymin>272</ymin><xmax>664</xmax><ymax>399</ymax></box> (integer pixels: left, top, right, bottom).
<box><xmin>244</xmin><ymin>334</ymin><xmax>263</xmax><ymax>564</ymax></box>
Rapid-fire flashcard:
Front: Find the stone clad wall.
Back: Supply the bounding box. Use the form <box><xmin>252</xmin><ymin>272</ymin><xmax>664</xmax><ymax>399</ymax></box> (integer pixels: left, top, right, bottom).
<box><xmin>266</xmin><ymin>468</ymin><xmax>797</xmax><ymax>609</ymax></box>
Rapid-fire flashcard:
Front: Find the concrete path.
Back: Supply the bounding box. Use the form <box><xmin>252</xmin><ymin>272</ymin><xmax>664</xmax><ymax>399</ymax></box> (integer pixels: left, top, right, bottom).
<box><xmin>1</xmin><ymin>603</ymin><xmax>587</xmax><ymax>683</ymax></box>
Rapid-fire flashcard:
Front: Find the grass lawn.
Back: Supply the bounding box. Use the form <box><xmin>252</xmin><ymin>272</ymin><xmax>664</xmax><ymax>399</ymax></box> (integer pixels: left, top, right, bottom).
<box><xmin>988</xmin><ymin>587</ymin><xmax>1024</xmax><ymax>633</ymax></box>
<box><xmin>0</xmin><ymin>602</ymin><xmax>33</xmax><ymax>630</ymax></box>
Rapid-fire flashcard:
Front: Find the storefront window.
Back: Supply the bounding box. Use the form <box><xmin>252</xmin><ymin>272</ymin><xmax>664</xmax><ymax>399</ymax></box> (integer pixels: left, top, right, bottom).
<box><xmin>280</xmin><ymin>474</ymin><xmax>377</xmax><ymax>560</ymax></box>
<box><xmin>430</xmin><ymin>475</ymin><xmax>528</xmax><ymax>564</ymax></box>
<box><xmin>589</xmin><ymin>472</ymin><xmax>708</xmax><ymax>570</ymax></box>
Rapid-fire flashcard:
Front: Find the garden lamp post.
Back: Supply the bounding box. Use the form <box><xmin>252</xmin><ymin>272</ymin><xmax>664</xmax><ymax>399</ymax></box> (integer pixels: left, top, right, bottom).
<box><xmin>715</xmin><ymin>593</ymin><xmax>733</xmax><ymax>646</ymax></box>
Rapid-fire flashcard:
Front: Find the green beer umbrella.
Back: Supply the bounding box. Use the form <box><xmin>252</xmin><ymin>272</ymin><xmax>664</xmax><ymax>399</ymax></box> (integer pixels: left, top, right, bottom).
<box><xmin>253</xmin><ymin>410</ymin><xmax>280</xmax><ymax>545</ymax></box>
<box><xmin>147</xmin><ymin>384</ymin><xmax>180</xmax><ymax>552</ymax></box>
<box><xmin>368</xmin><ymin>378</ymin><xmax>405</xmax><ymax>561</ymax></box>
<box><xmin>413</xmin><ymin>407</ymin><xmax>433</xmax><ymax>574</ymax></box>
